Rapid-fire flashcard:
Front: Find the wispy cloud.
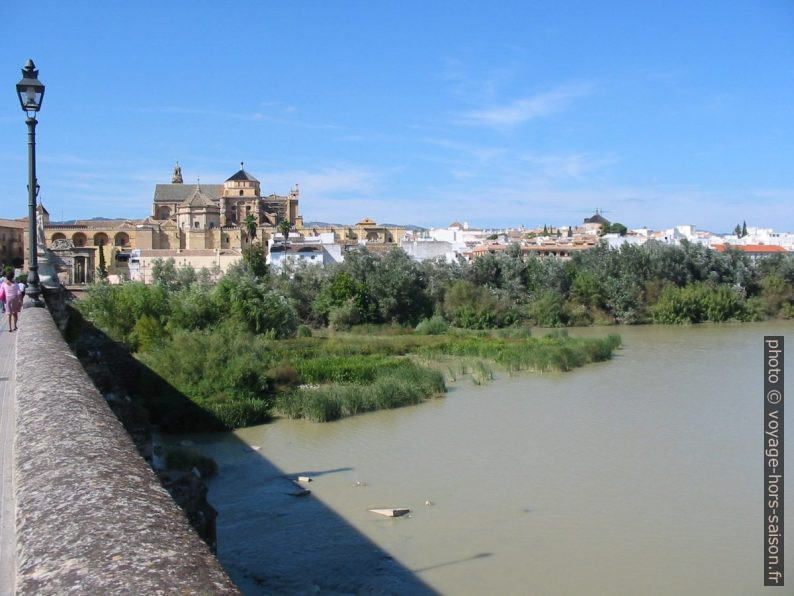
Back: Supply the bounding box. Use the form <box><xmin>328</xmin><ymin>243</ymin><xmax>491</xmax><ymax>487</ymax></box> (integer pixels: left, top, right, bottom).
<box><xmin>519</xmin><ymin>152</ymin><xmax>617</xmax><ymax>180</ymax></box>
<box><xmin>262</xmin><ymin>166</ymin><xmax>381</xmax><ymax>198</ymax></box>
<box><xmin>457</xmin><ymin>84</ymin><xmax>594</xmax><ymax>129</ymax></box>
<box><xmin>129</xmin><ymin>105</ymin><xmax>341</xmax><ymax>130</ymax></box>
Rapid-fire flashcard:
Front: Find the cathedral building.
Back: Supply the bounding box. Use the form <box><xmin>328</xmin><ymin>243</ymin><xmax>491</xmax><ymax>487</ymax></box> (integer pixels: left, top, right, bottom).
<box><xmin>31</xmin><ymin>164</ymin><xmax>304</xmax><ymax>283</ymax></box>
<box><xmin>26</xmin><ymin>162</ymin><xmax>406</xmax><ymax>285</ymax></box>
<box><xmin>152</xmin><ymin>163</ymin><xmax>302</xmax><ymax>231</ymax></box>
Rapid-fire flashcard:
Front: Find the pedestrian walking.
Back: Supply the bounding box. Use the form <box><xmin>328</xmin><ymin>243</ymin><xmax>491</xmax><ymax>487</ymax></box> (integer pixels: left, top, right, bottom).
<box><xmin>0</xmin><ymin>271</ymin><xmax>22</xmax><ymax>331</ymax></box>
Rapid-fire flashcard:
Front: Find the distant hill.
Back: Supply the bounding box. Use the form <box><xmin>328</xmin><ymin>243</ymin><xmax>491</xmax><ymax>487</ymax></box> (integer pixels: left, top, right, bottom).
<box><xmin>51</xmin><ymin>216</ymin><xmax>132</xmax><ymax>225</ymax></box>
<box><xmin>303</xmin><ymin>221</ymin><xmax>345</xmax><ymax>228</ymax></box>
<box><xmin>304</xmin><ymin>221</ymin><xmax>425</xmax><ymax>231</ymax></box>
<box><xmin>382</xmin><ymin>223</ymin><xmax>426</xmax><ymax>231</ymax></box>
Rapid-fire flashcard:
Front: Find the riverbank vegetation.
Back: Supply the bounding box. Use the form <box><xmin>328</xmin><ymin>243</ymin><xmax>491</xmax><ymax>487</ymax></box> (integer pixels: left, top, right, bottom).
<box><xmin>73</xmin><ymin>240</ymin><xmax>792</xmax><ymax>430</ymax></box>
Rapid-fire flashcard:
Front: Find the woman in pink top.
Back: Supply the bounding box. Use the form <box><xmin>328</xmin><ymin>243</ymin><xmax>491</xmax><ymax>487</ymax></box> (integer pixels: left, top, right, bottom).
<box><xmin>0</xmin><ymin>271</ymin><xmax>22</xmax><ymax>332</ymax></box>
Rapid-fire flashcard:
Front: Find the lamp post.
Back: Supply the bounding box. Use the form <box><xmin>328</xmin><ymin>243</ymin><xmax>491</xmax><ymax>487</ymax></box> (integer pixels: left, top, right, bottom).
<box><xmin>16</xmin><ymin>59</ymin><xmax>45</xmax><ymax>307</ymax></box>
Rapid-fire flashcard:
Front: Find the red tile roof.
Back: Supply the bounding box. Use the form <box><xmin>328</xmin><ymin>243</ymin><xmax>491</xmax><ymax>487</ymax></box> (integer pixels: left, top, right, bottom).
<box><xmin>712</xmin><ymin>244</ymin><xmax>788</xmax><ymax>253</ymax></box>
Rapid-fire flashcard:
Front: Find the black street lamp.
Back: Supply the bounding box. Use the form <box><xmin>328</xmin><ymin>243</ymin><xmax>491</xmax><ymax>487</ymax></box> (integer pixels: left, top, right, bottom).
<box><xmin>16</xmin><ymin>59</ymin><xmax>45</xmax><ymax>307</ymax></box>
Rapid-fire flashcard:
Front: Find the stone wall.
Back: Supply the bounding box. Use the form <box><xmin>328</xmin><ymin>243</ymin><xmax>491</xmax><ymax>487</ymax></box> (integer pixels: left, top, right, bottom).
<box><xmin>14</xmin><ymin>307</ymin><xmax>239</xmax><ymax>594</ymax></box>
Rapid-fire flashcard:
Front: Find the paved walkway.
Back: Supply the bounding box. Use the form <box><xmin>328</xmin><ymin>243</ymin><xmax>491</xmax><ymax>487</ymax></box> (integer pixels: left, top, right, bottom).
<box><xmin>0</xmin><ymin>325</ymin><xmax>16</xmax><ymax>595</ymax></box>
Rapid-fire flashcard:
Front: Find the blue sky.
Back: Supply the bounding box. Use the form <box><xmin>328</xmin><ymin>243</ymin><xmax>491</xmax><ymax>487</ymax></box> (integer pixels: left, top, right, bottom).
<box><xmin>1</xmin><ymin>1</ymin><xmax>793</xmax><ymax>232</ymax></box>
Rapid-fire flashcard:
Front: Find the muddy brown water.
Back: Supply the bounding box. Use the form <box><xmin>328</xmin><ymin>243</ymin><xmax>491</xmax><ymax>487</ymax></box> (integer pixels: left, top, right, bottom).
<box><xmin>182</xmin><ymin>322</ymin><xmax>792</xmax><ymax>595</ymax></box>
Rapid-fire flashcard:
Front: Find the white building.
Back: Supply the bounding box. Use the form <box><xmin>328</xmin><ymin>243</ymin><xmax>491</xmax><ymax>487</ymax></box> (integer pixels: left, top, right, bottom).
<box><xmin>732</xmin><ymin>227</ymin><xmax>794</xmax><ymax>249</ymax></box>
<box><xmin>427</xmin><ymin>222</ymin><xmax>489</xmax><ymax>245</ymax></box>
<box><xmin>601</xmin><ymin>234</ymin><xmax>647</xmax><ymax>249</ymax></box>
<box><xmin>400</xmin><ymin>238</ymin><xmax>457</xmax><ymax>262</ymax></box>
<box><xmin>266</xmin><ymin>234</ymin><xmax>344</xmax><ymax>271</ymax></box>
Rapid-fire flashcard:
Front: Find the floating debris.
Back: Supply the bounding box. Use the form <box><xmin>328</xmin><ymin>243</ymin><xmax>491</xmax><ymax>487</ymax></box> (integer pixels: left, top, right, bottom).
<box><xmin>369</xmin><ymin>508</ymin><xmax>410</xmax><ymax>517</ymax></box>
<box><xmin>354</xmin><ymin>480</ymin><xmax>368</xmax><ymax>487</ymax></box>
<box><xmin>297</xmin><ymin>476</ymin><xmax>312</xmax><ymax>483</ymax></box>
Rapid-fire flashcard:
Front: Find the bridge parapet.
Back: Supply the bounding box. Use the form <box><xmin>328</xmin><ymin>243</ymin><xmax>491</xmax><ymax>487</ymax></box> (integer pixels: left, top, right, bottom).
<box><xmin>14</xmin><ymin>307</ymin><xmax>238</xmax><ymax>594</ymax></box>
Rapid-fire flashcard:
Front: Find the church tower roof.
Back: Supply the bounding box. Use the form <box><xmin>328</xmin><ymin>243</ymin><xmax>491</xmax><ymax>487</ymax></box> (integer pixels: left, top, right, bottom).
<box><xmin>226</xmin><ymin>162</ymin><xmax>259</xmax><ymax>183</ymax></box>
<box><xmin>180</xmin><ymin>184</ymin><xmax>215</xmax><ymax>208</ymax></box>
<box><xmin>172</xmin><ymin>161</ymin><xmax>183</xmax><ymax>184</ymax></box>
<box><xmin>584</xmin><ymin>209</ymin><xmax>609</xmax><ymax>225</ymax></box>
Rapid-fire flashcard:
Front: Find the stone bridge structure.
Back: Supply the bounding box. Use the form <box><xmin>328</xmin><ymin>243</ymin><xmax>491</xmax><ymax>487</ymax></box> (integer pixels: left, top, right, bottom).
<box><xmin>0</xmin><ymin>304</ymin><xmax>239</xmax><ymax>594</ymax></box>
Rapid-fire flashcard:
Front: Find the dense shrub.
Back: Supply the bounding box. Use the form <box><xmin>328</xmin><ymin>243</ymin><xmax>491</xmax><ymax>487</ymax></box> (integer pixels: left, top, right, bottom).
<box><xmin>77</xmin><ymin>282</ymin><xmax>169</xmax><ymax>345</ymax></box>
<box><xmin>650</xmin><ymin>283</ymin><xmax>747</xmax><ymax>324</ymax></box>
<box><xmin>415</xmin><ymin>316</ymin><xmax>449</xmax><ymax>335</ymax></box>
<box><xmin>214</xmin><ymin>272</ymin><xmax>298</xmax><ymax>337</ymax></box>
<box><xmin>528</xmin><ymin>291</ymin><xmax>569</xmax><ymax>326</ymax></box>
<box><xmin>442</xmin><ymin>280</ymin><xmax>518</xmax><ymax>328</ymax></box>
<box><xmin>328</xmin><ymin>298</ymin><xmax>363</xmax><ymax>331</ymax></box>
<box><xmin>168</xmin><ymin>284</ymin><xmax>218</xmax><ymax>331</ymax></box>
<box><xmin>759</xmin><ymin>274</ymin><xmax>793</xmax><ymax>317</ymax></box>
<box><xmin>139</xmin><ymin>323</ymin><xmax>276</xmax><ymax>429</ymax></box>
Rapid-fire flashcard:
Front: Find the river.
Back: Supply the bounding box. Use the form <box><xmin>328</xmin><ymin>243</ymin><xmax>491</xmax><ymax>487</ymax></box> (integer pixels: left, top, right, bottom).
<box><xmin>179</xmin><ymin>322</ymin><xmax>793</xmax><ymax>595</ymax></box>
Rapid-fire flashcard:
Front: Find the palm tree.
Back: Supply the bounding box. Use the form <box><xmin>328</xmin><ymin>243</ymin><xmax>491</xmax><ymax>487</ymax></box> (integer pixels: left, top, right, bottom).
<box><xmin>243</xmin><ymin>214</ymin><xmax>257</xmax><ymax>242</ymax></box>
<box><xmin>278</xmin><ymin>219</ymin><xmax>292</xmax><ymax>243</ymax></box>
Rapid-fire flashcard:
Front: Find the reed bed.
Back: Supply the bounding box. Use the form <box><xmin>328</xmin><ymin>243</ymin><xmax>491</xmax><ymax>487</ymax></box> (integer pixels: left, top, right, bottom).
<box><xmin>141</xmin><ymin>324</ymin><xmax>621</xmax><ymax>429</ymax></box>
<box><xmin>276</xmin><ymin>364</ymin><xmax>446</xmax><ymax>422</ymax></box>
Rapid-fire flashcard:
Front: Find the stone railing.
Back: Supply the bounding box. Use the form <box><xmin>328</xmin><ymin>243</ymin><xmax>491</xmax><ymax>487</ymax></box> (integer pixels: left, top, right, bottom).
<box><xmin>14</xmin><ymin>307</ymin><xmax>238</xmax><ymax>594</ymax></box>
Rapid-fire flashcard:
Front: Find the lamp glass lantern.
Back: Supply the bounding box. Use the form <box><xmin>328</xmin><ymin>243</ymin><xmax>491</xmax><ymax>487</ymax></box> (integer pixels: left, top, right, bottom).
<box><xmin>16</xmin><ymin>59</ymin><xmax>45</xmax><ymax>113</ymax></box>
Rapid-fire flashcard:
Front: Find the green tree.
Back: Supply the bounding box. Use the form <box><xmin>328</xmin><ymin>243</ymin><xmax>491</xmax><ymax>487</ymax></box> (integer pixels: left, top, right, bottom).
<box><xmin>442</xmin><ymin>280</ymin><xmax>516</xmax><ymax>328</ymax></box>
<box><xmin>77</xmin><ymin>282</ymin><xmax>170</xmax><ymax>346</ymax></box>
<box><xmin>759</xmin><ymin>274</ymin><xmax>793</xmax><ymax>316</ymax></box>
<box><xmin>167</xmin><ymin>284</ymin><xmax>219</xmax><ymax>331</ymax></box>
<box><xmin>570</xmin><ymin>271</ymin><xmax>605</xmax><ymax>309</ymax></box>
<box><xmin>96</xmin><ymin>239</ymin><xmax>108</xmax><ymax>280</ymax></box>
<box><xmin>528</xmin><ymin>291</ymin><xmax>569</xmax><ymax>326</ymax></box>
<box><xmin>312</xmin><ymin>270</ymin><xmax>372</xmax><ymax>325</ymax></box>
<box><xmin>151</xmin><ymin>257</ymin><xmax>178</xmax><ymax>290</ymax></box>
<box><xmin>741</xmin><ymin>220</ymin><xmax>748</xmax><ymax>238</ymax></box>
<box><xmin>360</xmin><ymin>248</ymin><xmax>432</xmax><ymax>325</ymax></box>
<box><xmin>270</xmin><ymin>260</ymin><xmax>330</xmax><ymax>325</ymax></box>
<box><xmin>214</xmin><ymin>272</ymin><xmax>298</xmax><ymax>337</ymax></box>
<box><xmin>151</xmin><ymin>257</ymin><xmax>197</xmax><ymax>292</ymax></box>
<box><xmin>242</xmin><ymin>243</ymin><xmax>268</xmax><ymax>279</ymax></box>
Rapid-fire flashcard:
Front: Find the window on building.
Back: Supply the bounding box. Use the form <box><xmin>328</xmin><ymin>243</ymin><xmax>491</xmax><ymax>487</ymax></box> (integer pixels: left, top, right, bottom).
<box><xmin>194</xmin><ymin>221</ymin><xmax>199</xmax><ymax>228</ymax></box>
<box><xmin>239</xmin><ymin>190</ymin><xmax>244</xmax><ymax>196</ymax></box>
